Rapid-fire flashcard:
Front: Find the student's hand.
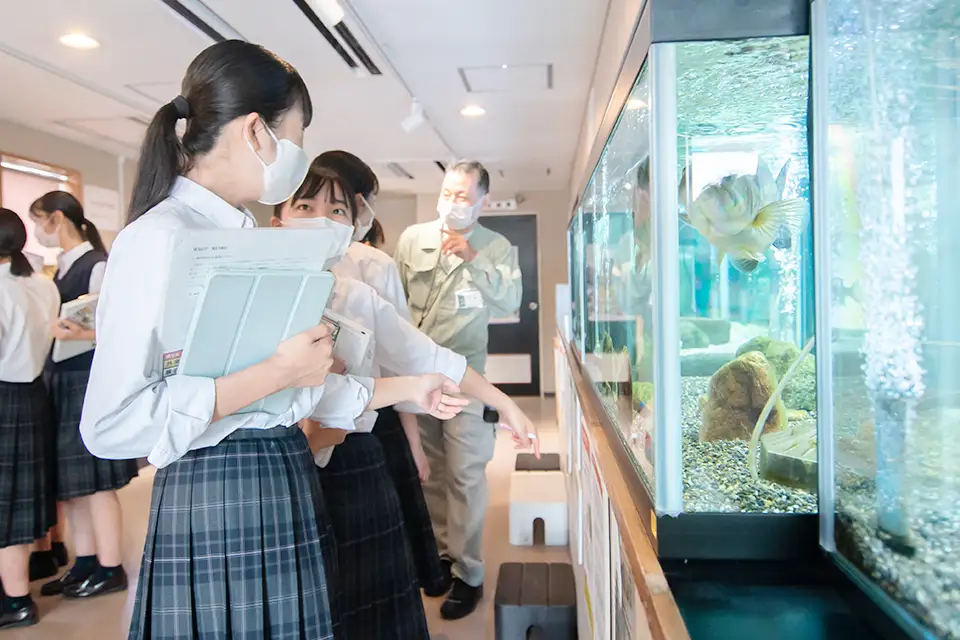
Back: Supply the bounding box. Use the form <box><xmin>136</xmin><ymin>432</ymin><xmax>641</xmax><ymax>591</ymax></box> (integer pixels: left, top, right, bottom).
<box><xmin>412</xmin><ymin>444</ymin><xmax>431</xmax><ymax>483</ymax></box>
<box><xmin>272</xmin><ymin>324</ymin><xmax>334</xmax><ymax>389</ymax></box>
<box><xmin>409</xmin><ymin>374</ymin><xmax>470</xmax><ymax>420</ymax></box>
<box><xmin>441</xmin><ymin>229</ymin><xmax>477</xmax><ymax>262</ymax></box>
<box><xmin>300</xmin><ymin>418</ymin><xmax>347</xmax><ymax>453</ymax></box>
<box><xmin>330</xmin><ymin>356</ymin><xmax>347</xmax><ymax>375</ymax></box>
<box><xmin>52</xmin><ymin>319</ymin><xmax>86</xmax><ymax>342</ymax></box>
<box><xmin>500</xmin><ymin>403</ymin><xmax>540</xmax><ymax>458</ymax></box>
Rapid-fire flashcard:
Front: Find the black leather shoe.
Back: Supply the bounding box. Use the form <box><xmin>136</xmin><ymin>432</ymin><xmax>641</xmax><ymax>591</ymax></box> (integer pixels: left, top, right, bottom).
<box><xmin>0</xmin><ymin>598</ymin><xmax>38</xmax><ymax>629</ymax></box>
<box><xmin>62</xmin><ymin>568</ymin><xmax>127</xmax><ymax>599</ymax></box>
<box><xmin>28</xmin><ymin>551</ymin><xmax>58</xmax><ymax>582</ymax></box>
<box><xmin>440</xmin><ymin>578</ymin><xmax>483</xmax><ymax>620</ymax></box>
<box><xmin>423</xmin><ymin>557</ymin><xmax>453</xmax><ymax>598</ymax></box>
<box><xmin>41</xmin><ymin>568</ymin><xmax>92</xmax><ymax>597</ymax></box>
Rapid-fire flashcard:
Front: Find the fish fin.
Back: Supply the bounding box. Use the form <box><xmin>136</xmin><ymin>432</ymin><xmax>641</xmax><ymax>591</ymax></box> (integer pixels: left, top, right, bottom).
<box><xmin>756</xmin><ymin>157</ymin><xmax>774</xmax><ymax>189</ymax></box>
<box><xmin>679</xmin><ymin>210</ymin><xmax>693</xmax><ymax>228</ymax></box>
<box><xmin>776</xmin><ymin>158</ymin><xmax>792</xmax><ymax>197</ymax></box>
<box><xmin>729</xmin><ymin>254</ymin><xmax>761</xmax><ymax>273</ymax></box>
<box><xmin>678</xmin><ymin>165</ymin><xmax>691</xmax><ymax>210</ymax></box>
<box><xmin>751</xmin><ymin>198</ymin><xmax>806</xmax><ymax>243</ymax></box>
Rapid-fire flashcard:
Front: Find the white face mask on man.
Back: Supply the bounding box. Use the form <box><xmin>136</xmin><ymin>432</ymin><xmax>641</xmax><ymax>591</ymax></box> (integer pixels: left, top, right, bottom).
<box><xmin>246</xmin><ymin>123</ymin><xmax>310</xmax><ymax>206</ymax></box>
<box><xmin>280</xmin><ymin>216</ymin><xmax>353</xmax><ymax>270</ymax></box>
<box><xmin>437</xmin><ymin>199</ymin><xmax>481</xmax><ymax>231</ymax></box>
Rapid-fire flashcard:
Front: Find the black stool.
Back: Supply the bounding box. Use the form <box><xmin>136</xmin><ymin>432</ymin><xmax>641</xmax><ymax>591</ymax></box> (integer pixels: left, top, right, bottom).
<box><xmin>494</xmin><ymin>562</ymin><xmax>577</xmax><ymax>640</ymax></box>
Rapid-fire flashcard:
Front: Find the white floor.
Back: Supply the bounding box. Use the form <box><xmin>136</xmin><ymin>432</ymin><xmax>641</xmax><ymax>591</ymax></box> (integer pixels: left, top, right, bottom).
<box><xmin>6</xmin><ymin>397</ymin><xmax>568</xmax><ymax>640</ymax></box>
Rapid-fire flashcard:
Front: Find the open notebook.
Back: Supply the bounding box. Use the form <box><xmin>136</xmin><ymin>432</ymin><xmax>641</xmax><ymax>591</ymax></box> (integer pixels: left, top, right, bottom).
<box><xmin>177</xmin><ymin>270</ymin><xmax>336</xmax><ymax>415</ymax></box>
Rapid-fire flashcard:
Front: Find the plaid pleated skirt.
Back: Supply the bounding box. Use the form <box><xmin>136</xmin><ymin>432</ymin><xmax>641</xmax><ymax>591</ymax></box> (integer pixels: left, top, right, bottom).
<box><xmin>372</xmin><ymin>406</ymin><xmax>447</xmax><ymax>593</ymax></box>
<box><xmin>47</xmin><ymin>369</ymin><xmax>139</xmax><ymax>500</ymax></box>
<box><xmin>318</xmin><ymin>432</ymin><xmax>429</xmax><ymax>640</ymax></box>
<box><xmin>130</xmin><ymin>426</ymin><xmax>338</xmax><ymax>640</ymax></box>
<box><xmin>0</xmin><ymin>379</ymin><xmax>56</xmax><ymax>548</ymax></box>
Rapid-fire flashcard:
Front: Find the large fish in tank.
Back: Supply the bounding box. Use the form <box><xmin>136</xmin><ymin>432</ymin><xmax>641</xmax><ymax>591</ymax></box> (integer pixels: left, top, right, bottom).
<box><xmin>678</xmin><ymin>158</ymin><xmax>807</xmax><ymax>273</ymax></box>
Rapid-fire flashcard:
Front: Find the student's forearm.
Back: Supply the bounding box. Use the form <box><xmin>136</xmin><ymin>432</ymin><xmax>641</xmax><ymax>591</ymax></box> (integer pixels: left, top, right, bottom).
<box><xmin>458</xmin><ymin>367</ymin><xmax>515</xmax><ymax>414</ymax></box>
<box><xmin>366</xmin><ymin>377</ymin><xmax>416</xmax><ymax>411</ymax></box>
<box><xmin>213</xmin><ymin>359</ymin><xmax>286</xmax><ymax>422</ymax></box>
<box><xmin>398</xmin><ymin>411</ymin><xmax>423</xmax><ymax>451</ymax></box>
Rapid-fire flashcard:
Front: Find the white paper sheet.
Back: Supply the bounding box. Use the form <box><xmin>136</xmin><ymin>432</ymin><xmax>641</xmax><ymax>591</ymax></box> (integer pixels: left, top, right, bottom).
<box><xmin>160</xmin><ymin>228</ymin><xmax>348</xmax><ymax>377</ymax></box>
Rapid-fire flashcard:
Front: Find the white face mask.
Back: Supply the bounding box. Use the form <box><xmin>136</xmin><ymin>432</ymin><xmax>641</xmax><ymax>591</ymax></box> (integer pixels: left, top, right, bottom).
<box><xmin>246</xmin><ymin>123</ymin><xmax>310</xmax><ymax>206</ymax></box>
<box><xmin>438</xmin><ymin>199</ymin><xmax>480</xmax><ymax>231</ymax></box>
<box><xmin>353</xmin><ymin>195</ymin><xmax>376</xmax><ymax>242</ymax></box>
<box><xmin>281</xmin><ymin>216</ymin><xmax>353</xmax><ymax>270</ymax></box>
<box><xmin>34</xmin><ymin>219</ymin><xmax>60</xmax><ymax>248</ymax></box>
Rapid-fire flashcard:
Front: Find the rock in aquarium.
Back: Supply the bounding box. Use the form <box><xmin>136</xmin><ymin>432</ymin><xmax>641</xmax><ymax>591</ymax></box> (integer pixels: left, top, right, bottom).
<box><xmin>699</xmin><ymin>351</ymin><xmax>785</xmax><ymax>442</ymax></box>
<box><xmin>736</xmin><ymin>336</ymin><xmax>817</xmax><ymax>411</ymax></box>
<box><xmin>679</xmin><ymin>320</ymin><xmax>710</xmax><ymax>349</ymax></box>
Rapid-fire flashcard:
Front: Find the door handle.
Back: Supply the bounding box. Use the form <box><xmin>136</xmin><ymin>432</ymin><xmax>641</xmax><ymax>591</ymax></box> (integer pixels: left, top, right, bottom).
<box><xmin>528</xmin><ymin>301</ymin><xmax>539</xmax><ymax>311</ymax></box>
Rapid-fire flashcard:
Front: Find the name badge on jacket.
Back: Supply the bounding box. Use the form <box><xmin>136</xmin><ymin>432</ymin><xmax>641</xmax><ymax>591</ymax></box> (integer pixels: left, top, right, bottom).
<box><xmin>455</xmin><ymin>288</ymin><xmax>484</xmax><ymax>310</ymax></box>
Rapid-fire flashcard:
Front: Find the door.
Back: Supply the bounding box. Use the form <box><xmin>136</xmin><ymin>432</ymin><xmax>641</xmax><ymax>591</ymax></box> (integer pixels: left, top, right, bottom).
<box><xmin>479</xmin><ymin>213</ymin><xmax>541</xmax><ymax>396</ymax></box>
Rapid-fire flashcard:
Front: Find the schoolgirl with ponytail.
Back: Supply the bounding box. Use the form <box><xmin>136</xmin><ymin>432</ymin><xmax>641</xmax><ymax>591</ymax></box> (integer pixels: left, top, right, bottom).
<box><xmin>0</xmin><ymin>208</ymin><xmax>60</xmax><ymax>628</ymax></box>
<box><xmin>28</xmin><ymin>190</ymin><xmax>140</xmax><ymax>602</ymax></box>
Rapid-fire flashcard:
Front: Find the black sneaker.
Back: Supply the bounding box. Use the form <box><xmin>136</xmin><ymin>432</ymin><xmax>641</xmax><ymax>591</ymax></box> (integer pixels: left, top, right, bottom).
<box><xmin>439</xmin><ymin>578</ymin><xmax>483</xmax><ymax>621</ymax></box>
<box><xmin>423</xmin><ymin>557</ymin><xmax>453</xmax><ymax>598</ymax></box>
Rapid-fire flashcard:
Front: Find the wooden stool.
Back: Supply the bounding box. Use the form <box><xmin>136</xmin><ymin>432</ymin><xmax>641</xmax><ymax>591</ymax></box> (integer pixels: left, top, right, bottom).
<box><xmin>495</xmin><ymin>563</ymin><xmax>577</xmax><ymax>640</ymax></box>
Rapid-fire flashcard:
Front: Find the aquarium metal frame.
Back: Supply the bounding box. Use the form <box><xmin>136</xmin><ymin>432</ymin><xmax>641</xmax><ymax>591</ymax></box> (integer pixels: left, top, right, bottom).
<box><xmin>649</xmin><ymin>42</ymin><xmax>684</xmax><ymax>514</ymax></box>
<box><xmin>809</xmin><ymin>0</ymin><xmax>838</xmax><ymax>554</ymax></box>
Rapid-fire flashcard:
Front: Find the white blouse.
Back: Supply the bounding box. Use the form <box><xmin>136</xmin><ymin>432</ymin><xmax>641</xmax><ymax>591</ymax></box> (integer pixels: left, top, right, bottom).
<box><xmin>332</xmin><ymin>242</ymin><xmax>410</xmax><ymax>322</ymax></box>
<box><xmin>79</xmin><ymin>177</ymin><xmax>373</xmax><ymax>468</ymax></box>
<box><xmin>0</xmin><ymin>264</ymin><xmax>60</xmax><ymax>383</ymax></box>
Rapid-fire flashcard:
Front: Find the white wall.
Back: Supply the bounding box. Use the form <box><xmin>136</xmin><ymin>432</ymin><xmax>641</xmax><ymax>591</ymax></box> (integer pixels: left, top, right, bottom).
<box><xmin>569</xmin><ymin>0</ymin><xmax>646</xmax><ymax>205</ymax></box>
<box><xmin>0</xmin><ymin>119</ymin><xmax>137</xmax><ymax>248</ymax></box>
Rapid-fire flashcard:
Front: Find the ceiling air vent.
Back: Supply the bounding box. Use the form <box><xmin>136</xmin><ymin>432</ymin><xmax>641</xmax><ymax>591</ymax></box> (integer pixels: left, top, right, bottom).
<box><xmin>386</xmin><ymin>163</ymin><xmax>415</xmax><ymax>180</ymax></box>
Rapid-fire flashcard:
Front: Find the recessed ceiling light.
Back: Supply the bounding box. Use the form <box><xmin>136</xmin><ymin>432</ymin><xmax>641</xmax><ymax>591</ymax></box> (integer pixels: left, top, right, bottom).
<box><xmin>501</xmin><ymin>64</ymin><xmax>509</xmax><ymax>69</ymax></box>
<box><xmin>460</xmin><ymin>105</ymin><xmax>486</xmax><ymax>117</ymax></box>
<box><xmin>60</xmin><ymin>33</ymin><xmax>100</xmax><ymax>50</ymax></box>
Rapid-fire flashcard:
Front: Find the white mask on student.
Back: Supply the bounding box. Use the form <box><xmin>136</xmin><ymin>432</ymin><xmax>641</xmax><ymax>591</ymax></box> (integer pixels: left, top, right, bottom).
<box><xmin>246</xmin><ymin>124</ymin><xmax>310</xmax><ymax>206</ymax></box>
<box><xmin>353</xmin><ymin>195</ymin><xmax>376</xmax><ymax>242</ymax></box>
<box><xmin>282</xmin><ymin>217</ymin><xmax>353</xmax><ymax>270</ymax></box>
<box><xmin>34</xmin><ymin>220</ymin><xmax>60</xmax><ymax>248</ymax></box>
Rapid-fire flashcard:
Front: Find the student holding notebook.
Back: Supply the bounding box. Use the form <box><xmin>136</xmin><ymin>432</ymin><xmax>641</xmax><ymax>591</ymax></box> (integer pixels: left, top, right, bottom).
<box><xmin>271</xmin><ymin>166</ymin><xmax>538</xmax><ymax>640</ymax></box>
<box><xmin>0</xmin><ymin>209</ymin><xmax>60</xmax><ymax>629</ymax></box>
<box><xmin>78</xmin><ymin>40</ymin><xmax>466</xmax><ymax>640</ymax></box>
<box><xmin>28</xmin><ymin>191</ymin><xmax>139</xmax><ymax>600</ymax></box>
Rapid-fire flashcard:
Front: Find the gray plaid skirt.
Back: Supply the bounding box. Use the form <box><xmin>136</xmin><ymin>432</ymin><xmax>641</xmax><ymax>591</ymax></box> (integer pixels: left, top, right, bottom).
<box><xmin>318</xmin><ymin>431</ymin><xmax>429</xmax><ymax>640</ymax></box>
<box><xmin>47</xmin><ymin>369</ymin><xmax>138</xmax><ymax>500</ymax></box>
<box><xmin>373</xmin><ymin>406</ymin><xmax>447</xmax><ymax>593</ymax></box>
<box><xmin>129</xmin><ymin>426</ymin><xmax>338</xmax><ymax>640</ymax></box>
<box><xmin>0</xmin><ymin>379</ymin><xmax>56</xmax><ymax>548</ymax></box>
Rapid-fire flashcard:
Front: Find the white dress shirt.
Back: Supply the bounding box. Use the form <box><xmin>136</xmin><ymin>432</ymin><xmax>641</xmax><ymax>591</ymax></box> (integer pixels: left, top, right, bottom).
<box><xmin>0</xmin><ymin>263</ymin><xmax>60</xmax><ymax>383</ymax></box>
<box><xmin>57</xmin><ymin>241</ymin><xmax>105</xmax><ymax>294</ymax></box>
<box><xmin>332</xmin><ymin>242</ymin><xmax>410</xmax><ymax>322</ymax></box>
<box><xmin>79</xmin><ymin>177</ymin><xmax>374</xmax><ymax>468</ymax></box>
<box><xmin>311</xmin><ymin>277</ymin><xmax>467</xmax><ymax>466</ymax></box>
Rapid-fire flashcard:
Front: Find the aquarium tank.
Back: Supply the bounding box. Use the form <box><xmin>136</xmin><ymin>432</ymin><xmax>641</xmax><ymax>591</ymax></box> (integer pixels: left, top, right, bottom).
<box><xmin>569</xmin><ymin>33</ymin><xmax>817</xmax><ymax>516</ymax></box>
<box><xmin>821</xmin><ymin>0</ymin><xmax>960</xmax><ymax>636</ymax></box>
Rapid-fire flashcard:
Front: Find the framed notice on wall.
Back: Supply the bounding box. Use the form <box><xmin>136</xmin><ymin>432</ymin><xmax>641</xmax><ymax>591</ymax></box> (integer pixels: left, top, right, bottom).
<box><xmin>580</xmin><ymin>423</ymin><xmax>610</xmax><ymax>640</ymax></box>
<box><xmin>610</xmin><ymin>513</ymin><xmax>646</xmax><ymax>639</ymax></box>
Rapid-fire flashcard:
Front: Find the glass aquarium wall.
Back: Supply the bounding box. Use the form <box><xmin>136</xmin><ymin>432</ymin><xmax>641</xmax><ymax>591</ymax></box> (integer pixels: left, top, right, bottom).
<box><xmin>823</xmin><ymin>0</ymin><xmax>960</xmax><ymax>636</ymax></box>
<box><xmin>575</xmin><ymin>63</ymin><xmax>656</xmax><ymax>491</ymax></box>
<box><xmin>661</xmin><ymin>36</ymin><xmax>819</xmax><ymax>514</ymax></box>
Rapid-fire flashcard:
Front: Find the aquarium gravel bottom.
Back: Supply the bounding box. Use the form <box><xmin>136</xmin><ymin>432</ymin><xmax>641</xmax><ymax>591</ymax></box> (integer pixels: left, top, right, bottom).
<box><xmin>836</xmin><ymin>474</ymin><xmax>960</xmax><ymax>640</ymax></box>
<box><xmin>681</xmin><ymin>377</ymin><xmax>817</xmax><ymax>514</ymax></box>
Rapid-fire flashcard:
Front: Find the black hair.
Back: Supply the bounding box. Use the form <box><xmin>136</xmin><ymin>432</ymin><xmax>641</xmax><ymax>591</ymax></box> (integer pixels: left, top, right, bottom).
<box><xmin>448</xmin><ymin>159</ymin><xmax>491</xmax><ymax>196</ymax></box>
<box><xmin>272</xmin><ymin>166</ymin><xmax>358</xmax><ymax>223</ymax></box>
<box><xmin>0</xmin><ymin>208</ymin><xmax>34</xmax><ymax>277</ymax></box>
<box><xmin>128</xmin><ymin>40</ymin><xmax>313</xmax><ymax>224</ymax></box>
<box><xmin>30</xmin><ymin>191</ymin><xmax>107</xmax><ymax>255</ymax></box>
<box><xmin>312</xmin><ymin>151</ymin><xmax>379</xmax><ymax>200</ymax></box>
<box><xmin>361</xmin><ymin>218</ymin><xmax>385</xmax><ymax>248</ymax></box>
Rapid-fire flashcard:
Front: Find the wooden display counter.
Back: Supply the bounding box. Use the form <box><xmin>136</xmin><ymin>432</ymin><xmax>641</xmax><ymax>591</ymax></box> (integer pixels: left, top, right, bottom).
<box><xmin>553</xmin><ymin>334</ymin><xmax>688</xmax><ymax>640</ymax></box>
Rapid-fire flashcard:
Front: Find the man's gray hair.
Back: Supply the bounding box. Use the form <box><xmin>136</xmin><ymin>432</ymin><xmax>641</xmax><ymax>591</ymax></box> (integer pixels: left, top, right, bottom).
<box><xmin>447</xmin><ymin>160</ymin><xmax>491</xmax><ymax>196</ymax></box>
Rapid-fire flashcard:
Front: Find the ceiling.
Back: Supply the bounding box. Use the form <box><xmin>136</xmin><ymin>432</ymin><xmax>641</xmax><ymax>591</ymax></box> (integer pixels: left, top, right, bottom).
<box><xmin>0</xmin><ymin>0</ymin><xmax>609</xmax><ymax>195</ymax></box>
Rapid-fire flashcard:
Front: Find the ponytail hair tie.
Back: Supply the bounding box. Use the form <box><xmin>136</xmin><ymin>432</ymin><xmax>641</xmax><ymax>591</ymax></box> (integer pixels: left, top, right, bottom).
<box><xmin>171</xmin><ymin>95</ymin><xmax>191</xmax><ymax>120</ymax></box>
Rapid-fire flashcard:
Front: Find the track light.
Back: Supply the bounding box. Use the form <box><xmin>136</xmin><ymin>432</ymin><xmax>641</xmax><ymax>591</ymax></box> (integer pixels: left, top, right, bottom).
<box><xmin>401</xmin><ymin>100</ymin><xmax>426</xmax><ymax>133</ymax></box>
<box><xmin>307</xmin><ymin>0</ymin><xmax>344</xmax><ymax>27</ymax></box>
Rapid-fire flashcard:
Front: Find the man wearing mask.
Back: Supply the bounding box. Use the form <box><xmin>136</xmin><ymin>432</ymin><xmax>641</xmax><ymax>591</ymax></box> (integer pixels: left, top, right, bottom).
<box><xmin>395</xmin><ymin>160</ymin><xmax>524</xmax><ymax>620</ymax></box>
